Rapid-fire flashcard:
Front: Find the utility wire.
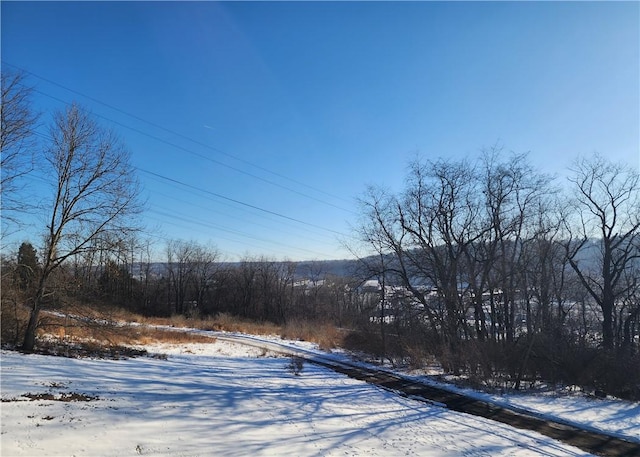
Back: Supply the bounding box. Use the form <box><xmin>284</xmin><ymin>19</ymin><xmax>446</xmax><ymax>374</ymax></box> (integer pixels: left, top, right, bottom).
<box><xmin>32</xmin><ymin>86</ymin><xmax>355</xmax><ymax>214</ymax></box>
<box><xmin>4</xmin><ymin>61</ymin><xmax>357</xmax><ymax>213</ymax></box>
<box><xmin>26</xmin><ymin>127</ymin><xmax>352</xmax><ymax>247</ymax></box>
<box><xmin>148</xmin><ymin>188</ymin><xmax>337</xmax><ymax>242</ymax></box>
<box><xmin>138</xmin><ymin>167</ymin><xmax>345</xmax><ymax>236</ymax></box>
<box><xmin>20</xmin><ymin>170</ymin><xmax>332</xmax><ymax>259</ymax></box>
<box><xmin>148</xmin><ymin>207</ymin><xmax>330</xmax><ymax>258</ymax></box>
<box><xmin>15</xmin><ymin>81</ymin><xmax>357</xmax><ymax>259</ymax></box>
<box><xmin>27</xmin><ymin>105</ymin><xmax>349</xmax><ymax>237</ymax></box>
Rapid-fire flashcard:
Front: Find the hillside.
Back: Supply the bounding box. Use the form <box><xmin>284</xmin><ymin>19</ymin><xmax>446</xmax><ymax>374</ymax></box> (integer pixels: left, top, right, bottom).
<box><xmin>2</xmin><ymin>334</ymin><xmax>639</xmax><ymax>456</ymax></box>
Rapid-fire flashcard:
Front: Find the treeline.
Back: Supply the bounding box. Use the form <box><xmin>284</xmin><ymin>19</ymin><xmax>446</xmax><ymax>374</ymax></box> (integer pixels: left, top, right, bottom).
<box><xmin>353</xmin><ymin>150</ymin><xmax>640</xmax><ymax>398</ymax></box>
<box><xmin>1</xmin><ymin>238</ymin><xmax>371</xmax><ymax>328</ymax></box>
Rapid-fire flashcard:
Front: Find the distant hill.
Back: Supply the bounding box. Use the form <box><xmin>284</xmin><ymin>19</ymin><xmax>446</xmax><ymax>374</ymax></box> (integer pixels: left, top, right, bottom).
<box><xmin>132</xmin><ymin>238</ymin><xmax>610</xmax><ymax>283</ymax></box>
<box><xmin>131</xmin><ymin>258</ymin><xmax>366</xmax><ymax>281</ymax></box>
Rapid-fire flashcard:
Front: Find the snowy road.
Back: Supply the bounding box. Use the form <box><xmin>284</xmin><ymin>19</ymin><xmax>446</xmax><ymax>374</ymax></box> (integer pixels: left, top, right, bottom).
<box><xmin>210</xmin><ymin>332</ymin><xmax>640</xmax><ymax>456</ymax></box>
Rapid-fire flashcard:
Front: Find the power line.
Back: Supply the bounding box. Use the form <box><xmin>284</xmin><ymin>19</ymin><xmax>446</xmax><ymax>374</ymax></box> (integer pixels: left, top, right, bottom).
<box><xmin>33</xmin><ymin>86</ymin><xmax>357</xmax><ymax>214</ymax></box>
<box><xmin>147</xmin><ymin>207</ymin><xmax>331</xmax><ymax>258</ymax></box>
<box><xmin>4</xmin><ymin>61</ymin><xmax>357</xmax><ymax>214</ymax></box>
<box><xmin>19</xmin><ymin>126</ymin><xmax>355</xmax><ymax>259</ymax></box>
<box><xmin>17</xmin><ymin>172</ymin><xmax>335</xmax><ymax>260</ymax></box>
<box><xmin>138</xmin><ymin>167</ymin><xmax>345</xmax><ymax>236</ymax></box>
<box><xmin>11</xmin><ymin>171</ymin><xmax>339</xmax><ymax>260</ymax></box>
<box><xmin>148</xmin><ymin>188</ymin><xmax>337</xmax><ymax>243</ymax></box>
<box><xmin>26</xmin><ymin>101</ymin><xmax>350</xmax><ymax>237</ymax></box>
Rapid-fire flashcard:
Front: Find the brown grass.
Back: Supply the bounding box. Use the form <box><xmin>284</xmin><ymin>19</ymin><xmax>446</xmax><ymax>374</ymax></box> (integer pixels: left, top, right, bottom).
<box><xmin>22</xmin><ymin>392</ymin><xmax>100</xmax><ymax>402</ymax></box>
<box><xmin>38</xmin><ymin>312</ymin><xmax>216</xmax><ymax>347</ymax></box>
<box><xmin>280</xmin><ymin>319</ymin><xmax>344</xmax><ymax>351</ymax></box>
<box><xmin>132</xmin><ymin>327</ymin><xmax>215</xmax><ymax>345</ymax></box>
<box><xmin>14</xmin><ymin>302</ymin><xmax>345</xmax><ymax>352</ymax></box>
<box><xmin>139</xmin><ymin>313</ymin><xmax>285</xmax><ymax>337</ymax></box>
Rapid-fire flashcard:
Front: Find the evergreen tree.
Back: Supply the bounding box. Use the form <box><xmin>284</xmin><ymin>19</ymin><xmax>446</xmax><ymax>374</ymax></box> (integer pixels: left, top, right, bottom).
<box><xmin>16</xmin><ymin>242</ymin><xmax>38</xmax><ymax>290</ymax></box>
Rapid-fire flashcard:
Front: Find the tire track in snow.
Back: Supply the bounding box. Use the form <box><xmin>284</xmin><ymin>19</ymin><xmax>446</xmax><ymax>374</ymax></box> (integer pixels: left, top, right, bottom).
<box><xmin>208</xmin><ymin>332</ymin><xmax>640</xmax><ymax>457</ymax></box>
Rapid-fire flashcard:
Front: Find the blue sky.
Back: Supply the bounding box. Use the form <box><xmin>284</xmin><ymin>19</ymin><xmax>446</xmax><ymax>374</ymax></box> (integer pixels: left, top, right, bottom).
<box><xmin>2</xmin><ymin>1</ymin><xmax>638</xmax><ymax>261</ymax></box>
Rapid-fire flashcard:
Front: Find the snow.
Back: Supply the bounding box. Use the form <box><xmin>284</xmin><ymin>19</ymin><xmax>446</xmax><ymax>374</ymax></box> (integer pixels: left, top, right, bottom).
<box><xmin>418</xmin><ymin>376</ymin><xmax>640</xmax><ymax>443</ymax></box>
<box><xmin>1</xmin><ymin>338</ymin><xmax>637</xmax><ymax>456</ymax></box>
<box><xmin>205</xmin><ymin>331</ymin><xmax>640</xmax><ymax>444</ymax></box>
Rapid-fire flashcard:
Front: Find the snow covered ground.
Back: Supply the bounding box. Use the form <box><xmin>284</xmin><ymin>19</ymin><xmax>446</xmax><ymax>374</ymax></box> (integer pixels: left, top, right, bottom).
<box><xmin>1</xmin><ymin>338</ymin><xmax>638</xmax><ymax>456</ymax></box>
<box><xmin>212</xmin><ymin>331</ymin><xmax>640</xmax><ymax>444</ymax></box>
<box><xmin>419</xmin><ymin>374</ymin><xmax>640</xmax><ymax>444</ymax></box>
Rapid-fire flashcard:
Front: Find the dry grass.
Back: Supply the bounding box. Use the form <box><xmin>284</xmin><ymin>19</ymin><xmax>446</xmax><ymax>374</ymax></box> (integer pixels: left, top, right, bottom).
<box><xmin>211</xmin><ymin>313</ymin><xmax>282</xmax><ymax>336</ymax></box>
<box><xmin>38</xmin><ymin>311</ymin><xmax>215</xmax><ymax>347</ymax></box>
<box><xmin>280</xmin><ymin>319</ymin><xmax>344</xmax><ymax>351</ymax></box>
<box><xmin>139</xmin><ymin>314</ymin><xmax>222</xmax><ymax>332</ymax></box>
<box><xmin>2</xmin><ymin>392</ymin><xmax>100</xmax><ymax>402</ymax></box>
<box><xmin>132</xmin><ymin>327</ymin><xmax>215</xmax><ymax>345</ymax></box>
<box><xmin>7</xmin><ymin>301</ymin><xmax>345</xmax><ymax>353</ymax></box>
<box><xmin>140</xmin><ymin>313</ymin><xmax>286</xmax><ymax>337</ymax></box>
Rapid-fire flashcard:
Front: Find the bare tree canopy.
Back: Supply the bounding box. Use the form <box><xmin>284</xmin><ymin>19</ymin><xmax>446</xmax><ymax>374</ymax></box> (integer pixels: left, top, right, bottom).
<box><xmin>0</xmin><ymin>69</ymin><xmax>39</xmax><ymax>229</ymax></box>
<box><xmin>43</xmin><ymin>103</ymin><xmax>142</xmax><ymax>266</ymax></box>
<box><xmin>22</xmin><ymin>103</ymin><xmax>143</xmax><ymax>351</ymax></box>
<box><xmin>565</xmin><ymin>152</ymin><xmax>640</xmax><ymax>350</ymax></box>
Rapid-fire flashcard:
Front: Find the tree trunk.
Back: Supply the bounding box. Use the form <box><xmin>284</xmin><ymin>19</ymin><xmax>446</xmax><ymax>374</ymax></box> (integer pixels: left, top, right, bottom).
<box><xmin>22</xmin><ymin>274</ymin><xmax>49</xmax><ymax>352</ymax></box>
<box><xmin>602</xmin><ymin>300</ymin><xmax>614</xmax><ymax>350</ymax></box>
<box><xmin>623</xmin><ymin>307</ymin><xmax>639</xmax><ymax>354</ymax></box>
<box><xmin>22</xmin><ymin>293</ymin><xmax>42</xmax><ymax>352</ymax></box>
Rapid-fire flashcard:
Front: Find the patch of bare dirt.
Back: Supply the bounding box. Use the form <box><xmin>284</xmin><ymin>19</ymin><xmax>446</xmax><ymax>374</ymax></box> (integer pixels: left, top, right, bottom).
<box><xmin>2</xmin><ymin>392</ymin><xmax>100</xmax><ymax>402</ymax></box>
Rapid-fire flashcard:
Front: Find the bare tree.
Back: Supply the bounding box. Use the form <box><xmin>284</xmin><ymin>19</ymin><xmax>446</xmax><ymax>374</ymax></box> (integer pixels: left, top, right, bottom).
<box><xmin>1</xmin><ymin>70</ymin><xmax>39</xmax><ymax>233</ymax></box>
<box><xmin>166</xmin><ymin>240</ymin><xmax>196</xmax><ymax>315</ymax></box>
<box><xmin>479</xmin><ymin>150</ymin><xmax>553</xmax><ymax>342</ymax></box>
<box><xmin>618</xmin><ymin>264</ymin><xmax>640</xmax><ymax>354</ymax></box>
<box><xmin>354</xmin><ymin>185</ymin><xmax>410</xmax><ymax>360</ymax></box>
<box><xmin>136</xmin><ymin>237</ymin><xmax>156</xmax><ymax>315</ymax></box>
<box><xmin>399</xmin><ymin>158</ymin><xmax>483</xmax><ymax>348</ymax></box>
<box><xmin>192</xmin><ymin>242</ymin><xmax>222</xmax><ymax>315</ymax></box>
<box><xmin>520</xmin><ymin>197</ymin><xmax>571</xmax><ymax>334</ymax></box>
<box><xmin>564</xmin><ymin>153</ymin><xmax>640</xmax><ymax>350</ymax></box>
<box><xmin>22</xmin><ymin>103</ymin><xmax>142</xmax><ymax>352</ymax></box>
<box><xmin>255</xmin><ymin>259</ymin><xmax>283</xmax><ymax>323</ymax></box>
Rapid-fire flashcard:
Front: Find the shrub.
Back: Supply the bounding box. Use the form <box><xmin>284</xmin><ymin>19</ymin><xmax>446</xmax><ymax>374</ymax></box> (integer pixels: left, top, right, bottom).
<box><xmin>1</xmin><ymin>296</ymin><xmax>29</xmax><ymax>346</ymax></box>
<box><xmin>286</xmin><ymin>356</ymin><xmax>305</xmax><ymax>376</ymax></box>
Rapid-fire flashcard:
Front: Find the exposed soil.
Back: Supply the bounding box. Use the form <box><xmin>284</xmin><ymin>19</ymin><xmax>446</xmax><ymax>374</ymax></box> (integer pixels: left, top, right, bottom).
<box><xmin>2</xmin><ymin>392</ymin><xmax>100</xmax><ymax>402</ymax></box>
<box><xmin>29</xmin><ymin>341</ymin><xmax>148</xmax><ymax>359</ymax></box>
